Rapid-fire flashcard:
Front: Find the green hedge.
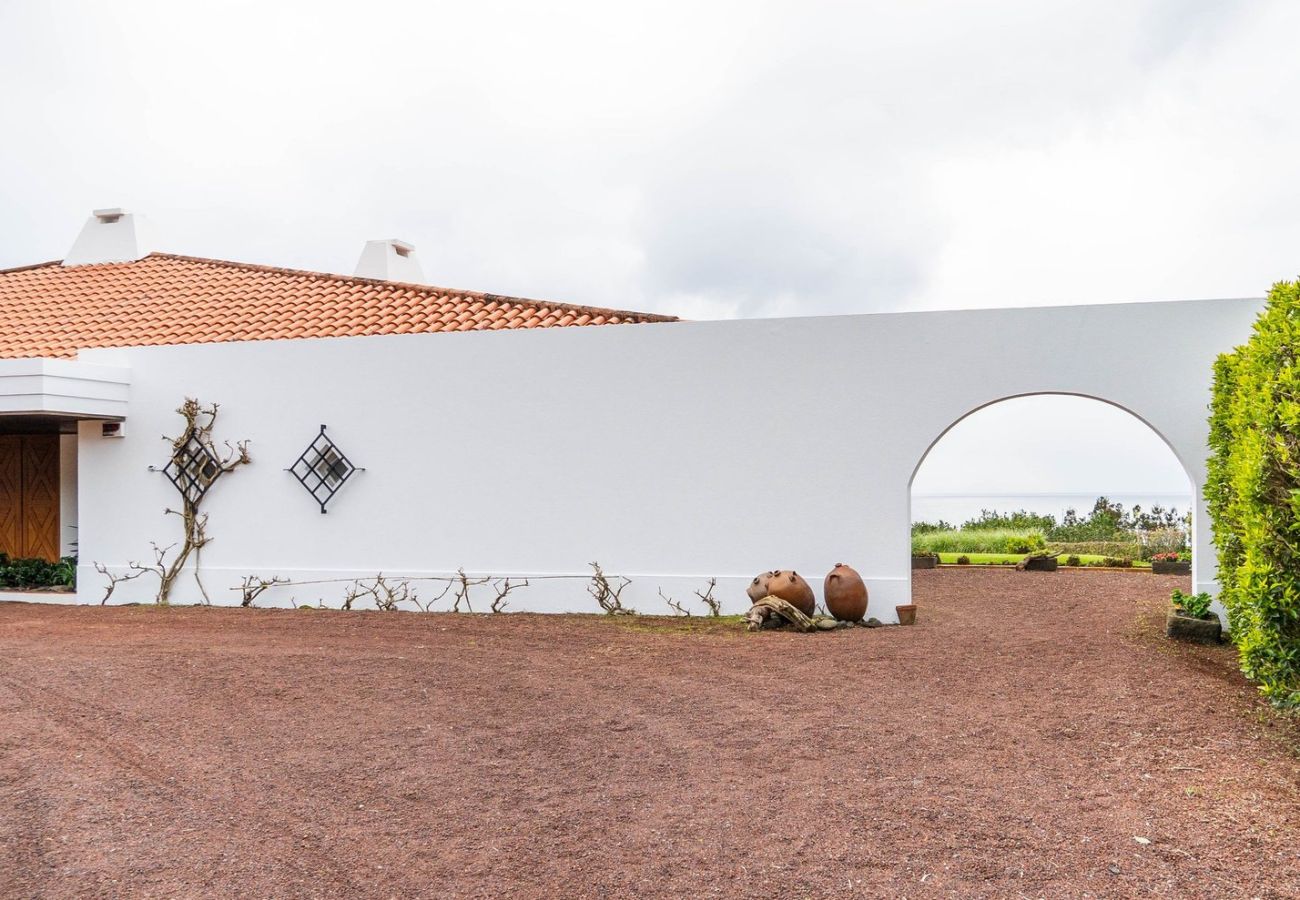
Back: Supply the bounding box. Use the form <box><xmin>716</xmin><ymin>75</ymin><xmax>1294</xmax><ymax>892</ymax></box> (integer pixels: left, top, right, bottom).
<box><xmin>1048</xmin><ymin>540</ymin><xmax>1143</xmax><ymax>559</ymax></box>
<box><xmin>1207</xmin><ymin>279</ymin><xmax>1300</xmax><ymax>708</ymax></box>
<box><xmin>911</xmin><ymin>528</ymin><xmax>1047</xmax><ymax>555</ymax></box>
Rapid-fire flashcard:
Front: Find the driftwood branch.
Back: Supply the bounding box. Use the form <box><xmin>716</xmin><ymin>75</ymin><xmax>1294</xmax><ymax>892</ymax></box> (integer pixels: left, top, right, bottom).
<box><xmin>744</xmin><ymin>596</ymin><xmax>845</xmax><ymax>633</ymax></box>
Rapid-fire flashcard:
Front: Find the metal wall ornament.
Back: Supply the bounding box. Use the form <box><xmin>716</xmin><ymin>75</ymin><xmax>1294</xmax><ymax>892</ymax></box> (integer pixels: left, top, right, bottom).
<box><xmin>287</xmin><ymin>425</ymin><xmax>363</xmax><ymax>513</ymax></box>
<box><xmin>158</xmin><ymin>433</ymin><xmax>223</xmax><ymax>505</ymax></box>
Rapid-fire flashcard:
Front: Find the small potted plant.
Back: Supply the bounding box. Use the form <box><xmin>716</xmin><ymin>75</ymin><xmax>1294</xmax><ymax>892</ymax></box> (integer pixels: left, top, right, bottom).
<box><xmin>1151</xmin><ymin>551</ymin><xmax>1191</xmax><ymax>575</ymax></box>
<box><xmin>1165</xmin><ymin>589</ymin><xmax>1221</xmax><ymax>644</ymax></box>
<box><xmin>911</xmin><ymin>551</ymin><xmax>939</xmax><ymax>570</ymax></box>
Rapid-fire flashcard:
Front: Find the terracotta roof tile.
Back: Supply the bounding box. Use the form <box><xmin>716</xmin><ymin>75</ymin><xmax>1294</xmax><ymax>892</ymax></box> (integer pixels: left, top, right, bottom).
<box><xmin>0</xmin><ymin>253</ymin><xmax>676</xmax><ymax>359</ymax></box>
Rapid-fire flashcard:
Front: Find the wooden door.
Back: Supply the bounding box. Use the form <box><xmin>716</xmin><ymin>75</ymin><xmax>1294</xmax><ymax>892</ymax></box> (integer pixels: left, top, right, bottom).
<box><xmin>0</xmin><ymin>435</ymin><xmax>61</xmax><ymax>562</ymax></box>
<box><xmin>22</xmin><ymin>436</ymin><xmax>60</xmax><ymax>562</ymax></box>
<box><xmin>0</xmin><ymin>437</ymin><xmax>21</xmax><ymax>558</ymax></box>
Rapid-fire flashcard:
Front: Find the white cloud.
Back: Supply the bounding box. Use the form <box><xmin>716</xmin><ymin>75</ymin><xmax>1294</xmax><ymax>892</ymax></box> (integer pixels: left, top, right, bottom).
<box><xmin>1</xmin><ymin>0</ymin><xmax>1290</xmax><ymax>496</ymax></box>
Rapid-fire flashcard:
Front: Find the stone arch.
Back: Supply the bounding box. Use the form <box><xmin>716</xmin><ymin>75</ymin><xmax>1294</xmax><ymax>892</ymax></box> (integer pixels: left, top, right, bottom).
<box><xmin>905</xmin><ymin>390</ymin><xmax>1208</xmax><ymax>616</ymax></box>
<box><xmin>909</xmin><ymin>391</ymin><xmax>1196</xmax><ymax>490</ymax></box>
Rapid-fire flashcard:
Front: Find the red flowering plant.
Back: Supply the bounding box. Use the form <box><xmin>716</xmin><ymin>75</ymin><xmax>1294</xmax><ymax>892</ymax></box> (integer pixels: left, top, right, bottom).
<box><xmin>1152</xmin><ymin>551</ymin><xmax>1189</xmax><ymax>563</ymax></box>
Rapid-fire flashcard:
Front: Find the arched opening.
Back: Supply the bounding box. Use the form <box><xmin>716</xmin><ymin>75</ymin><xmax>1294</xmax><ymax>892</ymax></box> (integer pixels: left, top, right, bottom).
<box><xmin>909</xmin><ymin>394</ymin><xmax>1195</xmax><ymax>574</ymax></box>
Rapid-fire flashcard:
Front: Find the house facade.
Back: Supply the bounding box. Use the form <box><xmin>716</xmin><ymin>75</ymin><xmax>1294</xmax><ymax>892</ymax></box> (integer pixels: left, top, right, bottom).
<box><xmin>0</xmin><ymin>210</ymin><xmax>1264</xmax><ymax>619</ymax></box>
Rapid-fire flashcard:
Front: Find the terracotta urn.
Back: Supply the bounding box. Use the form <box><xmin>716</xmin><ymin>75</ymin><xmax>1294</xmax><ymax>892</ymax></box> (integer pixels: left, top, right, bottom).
<box><xmin>766</xmin><ymin>570</ymin><xmax>816</xmax><ymax>616</ymax></box>
<box><xmin>746</xmin><ymin>571</ymin><xmax>776</xmax><ymax>603</ymax></box>
<box><xmin>823</xmin><ymin>563</ymin><xmax>868</xmax><ymax>622</ymax></box>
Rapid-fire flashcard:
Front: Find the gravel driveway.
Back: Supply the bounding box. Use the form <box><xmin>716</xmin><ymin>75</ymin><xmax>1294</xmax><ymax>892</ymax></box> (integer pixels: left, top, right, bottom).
<box><xmin>1</xmin><ymin>568</ymin><xmax>1296</xmax><ymax>898</ymax></box>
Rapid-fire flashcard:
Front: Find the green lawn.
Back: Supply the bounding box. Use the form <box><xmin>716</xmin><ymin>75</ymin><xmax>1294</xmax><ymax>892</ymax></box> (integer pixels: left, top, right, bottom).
<box><xmin>935</xmin><ymin>552</ymin><xmax>1151</xmax><ymax>568</ymax></box>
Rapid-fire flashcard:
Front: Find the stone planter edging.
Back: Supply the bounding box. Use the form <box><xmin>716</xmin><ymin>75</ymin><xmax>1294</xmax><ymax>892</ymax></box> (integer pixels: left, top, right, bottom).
<box><xmin>1165</xmin><ymin>611</ymin><xmax>1222</xmax><ymax>644</ymax></box>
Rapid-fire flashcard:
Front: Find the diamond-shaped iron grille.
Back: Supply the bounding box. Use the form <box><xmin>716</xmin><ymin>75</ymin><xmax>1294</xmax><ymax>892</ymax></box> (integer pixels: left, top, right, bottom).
<box><xmin>289</xmin><ymin>425</ymin><xmax>358</xmax><ymax>513</ymax></box>
<box><xmin>162</xmin><ymin>435</ymin><xmax>223</xmax><ymax>506</ymax></box>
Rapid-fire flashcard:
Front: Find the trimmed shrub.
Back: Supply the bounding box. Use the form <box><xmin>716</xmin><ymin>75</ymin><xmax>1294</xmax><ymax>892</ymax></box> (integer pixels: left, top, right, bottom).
<box><xmin>911</xmin><ymin>529</ymin><xmax>1047</xmax><ymax>555</ymax></box>
<box><xmin>1065</xmin><ymin>555</ymin><xmax>1082</xmax><ymax>567</ymax></box>
<box><xmin>1207</xmin><ymin>279</ymin><xmax>1300</xmax><ymax>708</ymax></box>
<box><xmin>0</xmin><ymin>556</ymin><xmax>75</xmax><ymax>589</ymax></box>
<box><xmin>1049</xmin><ymin>541</ymin><xmax>1143</xmax><ymax>559</ymax></box>
<box><xmin>956</xmin><ymin>555</ymin><xmax>971</xmax><ymax>565</ymax></box>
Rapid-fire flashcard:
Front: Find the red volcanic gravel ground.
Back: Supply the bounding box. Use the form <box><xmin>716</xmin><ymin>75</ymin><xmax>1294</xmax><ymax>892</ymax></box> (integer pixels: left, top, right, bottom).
<box><xmin>1</xmin><ymin>568</ymin><xmax>1298</xmax><ymax>898</ymax></box>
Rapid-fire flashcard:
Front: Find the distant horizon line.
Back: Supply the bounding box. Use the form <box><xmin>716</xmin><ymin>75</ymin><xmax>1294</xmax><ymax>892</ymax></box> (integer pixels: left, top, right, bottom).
<box><xmin>913</xmin><ymin>491</ymin><xmax>1192</xmax><ymax>498</ymax></box>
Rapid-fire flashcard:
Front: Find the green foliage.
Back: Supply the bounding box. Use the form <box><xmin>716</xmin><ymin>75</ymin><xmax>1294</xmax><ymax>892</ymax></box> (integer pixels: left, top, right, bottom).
<box><xmin>1065</xmin><ymin>555</ymin><xmax>1082</xmax><ymax>567</ymax></box>
<box><xmin>0</xmin><ymin>555</ymin><xmax>76</xmax><ymax>589</ymax></box>
<box><xmin>1171</xmin><ymin>589</ymin><xmax>1214</xmax><ymax>619</ymax></box>
<box><xmin>1206</xmin><ymin>278</ymin><xmax>1300</xmax><ymax>708</ymax></box>
<box><xmin>911</xmin><ymin>528</ymin><xmax>1046</xmax><ymax>555</ymax></box>
<box><xmin>1101</xmin><ymin>556</ymin><xmax>1133</xmax><ymax>568</ymax></box>
<box><xmin>1049</xmin><ymin>540</ymin><xmax>1144</xmax><ymax>559</ymax></box>
<box><xmin>961</xmin><ymin>508</ymin><xmax>1057</xmax><ymax>533</ymax></box>
<box><xmin>955</xmin><ymin>554</ymin><xmax>971</xmax><ymax>565</ymax></box>
<box><xmin>915</xmin><ymin>497</ymin><xmax>1188</xmax><ymax>563</ymax></box>
<box><xmin>1049</xmin><ymin>496</ymin><xmax>1189</xmax><ymax>543</ymax></box>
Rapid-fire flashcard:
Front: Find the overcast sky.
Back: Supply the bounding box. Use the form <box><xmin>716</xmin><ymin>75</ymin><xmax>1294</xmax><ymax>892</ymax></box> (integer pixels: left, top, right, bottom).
<box><xmin>2</xmin><ymin>1</ymin><xmax>1293</xmax><ymax>502</ymax></box>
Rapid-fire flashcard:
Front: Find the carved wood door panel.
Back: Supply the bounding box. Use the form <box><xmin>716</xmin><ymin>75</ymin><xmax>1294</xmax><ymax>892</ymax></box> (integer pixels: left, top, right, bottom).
<box><xmin>0</xmin><ymin>435</ymin><xmax>61</xmax><ymax>562</ymax></box>
<box><xmin>0</xmin><ymin>437</ymin><xmax>21</xmax><ymax>558</ymax></box>
<box><xmin>22</xmin><ymin>436</ymin><xmax>60</xmax><ymax>562</ymax></box>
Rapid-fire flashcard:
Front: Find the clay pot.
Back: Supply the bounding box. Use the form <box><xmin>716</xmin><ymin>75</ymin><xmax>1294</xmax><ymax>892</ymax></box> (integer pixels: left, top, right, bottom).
<box><xmin>895</xmin><ymin>604</ymin><xmax>917</xmax><ymax>626</ymax></box>
<box><xmin>746</xmin><ymin>571</ymin><xmax>776</xmax><ymax>604</ymax></box>
<box><xmin>823</xmin><ymin>563</ymin><xmax>868</xmax><ymax>622</ymax></box>
<box><xmin>766</xmin><ymin>570</ymin><xmax>816</xmax><ymax>616</ymax></box>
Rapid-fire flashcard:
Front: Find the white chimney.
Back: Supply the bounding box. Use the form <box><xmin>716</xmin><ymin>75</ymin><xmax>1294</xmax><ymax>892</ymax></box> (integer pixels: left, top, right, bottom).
<box><xmin>353</xmin><ymin>238</ymin><xmax>425</xmax><ymax>283</ymax></box>
<box><xmin>62</xmin><ymin>208</ymin><xmax>152</xmax><ymax>266</ymax></box>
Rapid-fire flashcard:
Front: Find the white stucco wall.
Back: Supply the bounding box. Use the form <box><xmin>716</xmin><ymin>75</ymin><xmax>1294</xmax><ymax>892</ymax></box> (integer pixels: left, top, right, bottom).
<box><xmin>73</xmin><ymin>297</ymin><xmax>1263</xmax><ymax>619</ymax></box>
<box><xmin>59</xmin><ymin>433</ymin><xmax>77</xmax><ymax>557</ymax></box>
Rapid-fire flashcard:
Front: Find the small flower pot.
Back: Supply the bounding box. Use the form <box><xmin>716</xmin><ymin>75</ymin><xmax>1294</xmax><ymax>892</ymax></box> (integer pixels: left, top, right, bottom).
<box><xmin>895</xmin><ymin>604</ymin><xmax>917</xmax><ymax>626</ymax></box>
<box><xmin>1151</xmin><ymin>560</ymin><xmax>1191</xmax><ymax>575</ymax></box>
<box><xmin>1165</xmin><ymin>610</ymin><xmax>1221</xmax><ymax>644</ymax></box>
<box><xmin>911</xmin><ymin>556</ymin><xmax>938</xmax><ymax>570</ymax></box>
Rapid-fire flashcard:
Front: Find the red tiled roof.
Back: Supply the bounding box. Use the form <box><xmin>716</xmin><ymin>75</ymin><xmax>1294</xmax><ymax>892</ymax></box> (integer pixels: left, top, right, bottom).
<box><xmin>0</xmin><ymin>252</ymin><xmax>676</xmax><ymax>359</ymax></box>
